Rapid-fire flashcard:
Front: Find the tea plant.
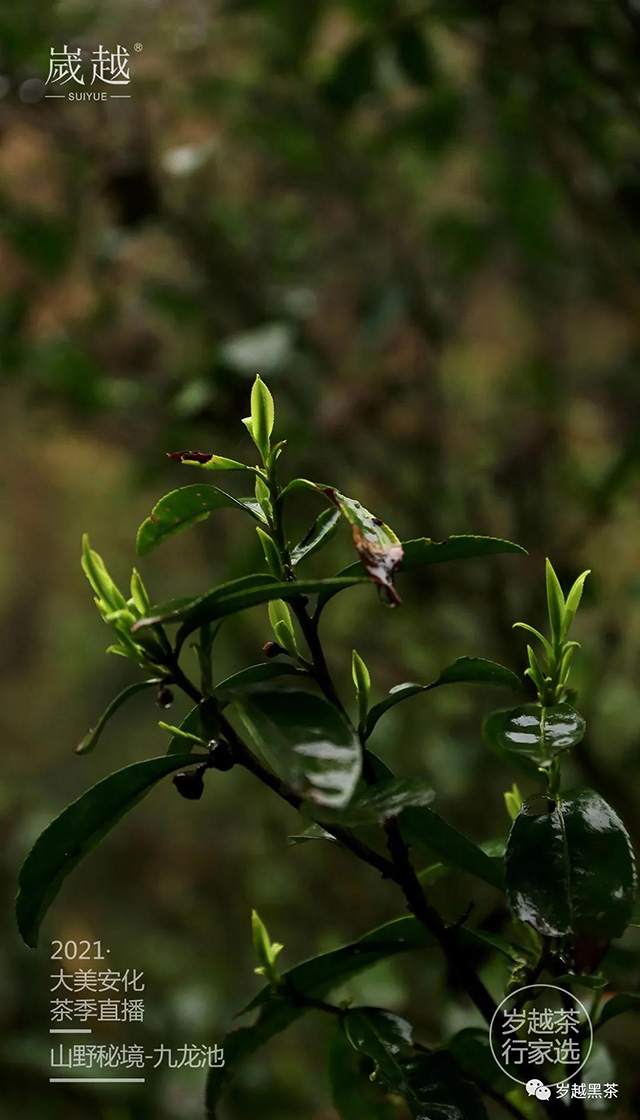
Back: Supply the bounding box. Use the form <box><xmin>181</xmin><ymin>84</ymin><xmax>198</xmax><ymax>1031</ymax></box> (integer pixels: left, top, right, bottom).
<box><xmin>17</xmin><ymin>378</ymin><xmax>637</xmax><ymax>1118</ymax></box>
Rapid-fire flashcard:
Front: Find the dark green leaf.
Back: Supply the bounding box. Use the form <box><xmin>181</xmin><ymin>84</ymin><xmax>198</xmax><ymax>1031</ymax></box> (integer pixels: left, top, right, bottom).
<box><xmin>76</xmin><ymin>679</ymin><xmax>160</xmax><ymax>754</ymax></box>
<box><xmin>214</xmin><ymin>661</ymin><xmax>304</xmax><ymax>699</ymax></box>
<box><xmin>165</xmin><ymin>706</ymin><xmax>203</xmax><ymax>754</ymax></box>
<box><xmin>16</xmin><ymin>753</ymin><xmax>207</xmax><ymax>947</ymax></box>
<box><xmin>418</xmin><ymin>838</ymin><xmax>506</xmax><ymax>889</ymax></box>
<box><xmin>448</xmin><ymin>1028</ymin><xmax>507</xmax><ymax>1089</ymax></box>
<box><xmin>328</xmin><ymin>1028</ymin><xmax>396</xmax><ymax>1120</ymax></box>
<box><xmin>305</xmin><ymin>777</ymin><xmax>434</xmax><ymax>826</ymax></box>
<box><xmin>505</xmin><ymin>790</ymin><xmax>637</xmax><ymax>940</ymax></box>
<box><xmin>326</xmin><ymin>489</ymin><xmax>404</xmax><ymax>605</ymax></box>
<box><xmin>437</xmin><ymin>656</ymin><xmax>522</xmax><ymax>690</ymax></box>
<box><xmin>401</xmin><ymin>807</ymin><xmax>505</xmax><ymax>891</ymax></box>
<box><xmin>136</xmin><ymin>485</ymin><xmax>264</xmax><ymax>556</ymax></box>
<box><xmin>233</xmin><ymin>688</ymin><xmax>361</xmax><ymax>809</ymax></box>
<box><xmin>366</xmin><ymin>657</ymin><xmax>521</xmax><ymax>737</ymax></box>
<box><xmin>401</xmin><ymin>1049</ymin><xmax>489</xmax><ymax>1120</ymax></box>
<box><xmin>343</xmin><ymin>1014</ymin><xmax>489</xmax><ymax>1120</ymax></box>
<box><xmin>597</xmin><ymin>993</ymin><xmax>640</xmax><ymax>1030</ymax></box>
<box><xmin>134</xmin><ymin>575</ymin><xmax>367</xmax><ymax>640</ymax></box>
<box><xmin>343</xmin><ymin>1008</ymin><xmax>414</xmax><ymax>1095</ymax></box>
<box><xmin>555</xmin><ymin>972</ymin><xmax>608</xmax><ymax>991</ymax></box>
<box><xmin>483</xmin><ymin>702</ymin><xmax>585</xmax><ymax>770</ymax></box>
<box><xmin>318</xmin><ymin>535</ymin><xmax>526</xmax><ymax>613</ymax></box>
<box><xmin>206</xmin><ymin>915</ymin><xmax>434</xmax><ymax>1117</ymax></box>
<box><xmin>291</xmin><ymin>507</ymin><xmax>341</xmax><ymax>565</ymax></box>
<box><xmin>288</xmin><ymin>822</ymin><xmax>338</xmax><ymax>846</ymax></box>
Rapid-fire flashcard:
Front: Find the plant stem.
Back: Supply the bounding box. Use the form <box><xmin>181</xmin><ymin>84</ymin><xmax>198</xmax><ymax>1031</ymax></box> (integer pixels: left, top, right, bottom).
<box><xmin>265</xmin><ymin>477</ymin><xmax>499</xmax><ymax>1025</ymax></box>
<box><xmin>383</xmin><ymin>817</ymin><xmax>498</xmax><ymax>1023</ymax></box>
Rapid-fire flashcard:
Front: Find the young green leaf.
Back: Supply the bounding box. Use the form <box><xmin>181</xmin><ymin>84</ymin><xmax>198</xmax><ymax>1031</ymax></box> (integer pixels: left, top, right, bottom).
<box><xmin>513</xmin><ymin>622</ymin><xmax>554</xmax><ymax>661</ymax></box>
<box><xmin>254</xmin><ymin>474</ymin><xmax>272</xmax><ymax>520</ymax></box>
<box><xmin>256</xmin><ymin>527</ymin><xmax>283</xmax><ymax>578</ymax></box>
<box><xmin>16</xmin><ymin>752</ymin><xmax>208</xmax><ymax>947</ymax></box>
<box><xmin>81</xmin><ymin>534</ymin><xmax>128</xmax><ymax>612</ymax></box>
<box><xmin>267</xmin><ymin>599</ymin><xmax>298</xmax><ymax>657</ymax></box>
<box><xmin>158</xmin><ymin>719</ymin><xmax>207</xmax><ymax>749</ymax></box>
<box><xmin>291</xmin><ymin>507</ymin><xmax>341</xmax><ymax>566</ymax></box>
<box><xmin>251</xmin><ymin>910</ymin><xmax>284</xmax><ymax>984</ymax></box>
<box><xmin>233</xmin><ymin>688</ymin><xmax>361</xmax><ymax>809</ymax></box>
<box><xmin>351</xmin><ymin>649</ymin><xmax>370</xmax><ymax>728</ymax></box>
<box><xmin>545</xmin><ymin>557</ymin><xmax>566</xmax><ymax>649</ymax></box>
<box><xmin>136</xmin><ymin>485</ymin><xmax>265</xmax><ymax>557</ymax></box>
<box><xmin>75</xmin><ymin>679</ymin><xmax>160</xmax><ymax>755</ymax></box>
<box><xmin>250</xmin><ymin>375</ymin><xmax>275</xmax><ymax>461</ymax></box>
<box><xmin>163</xmin><ymin>706</ymin><xmax>204</xmax><ymax>754</ymax></box>
<box><xmin>562</xmin><ymin>569</ymin><xmax>591</xmax><ymax>639</ymax></box>
<box><xmin>504</xmin><ymin>783</ymin><xmax>522</xmax><ymax>822</ymax></box>
<box><xmin>129</xmin><ymin>568</ymin><xmax>150</xmax><ymax>615</ymax></box>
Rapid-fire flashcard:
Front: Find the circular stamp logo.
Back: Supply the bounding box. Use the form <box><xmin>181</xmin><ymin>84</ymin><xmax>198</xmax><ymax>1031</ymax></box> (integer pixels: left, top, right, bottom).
<box><xmin>489</xmin><ymin>984</ymin><xmax>593</xmax><ymax>1094</ymax></box>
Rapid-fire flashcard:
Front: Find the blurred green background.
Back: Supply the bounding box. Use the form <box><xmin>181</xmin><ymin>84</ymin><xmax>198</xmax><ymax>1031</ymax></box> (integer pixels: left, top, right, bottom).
<box><xmin>3</xmin><ymin>1</ymin><xmax>640</xmax><ymax>1117</ymax></box>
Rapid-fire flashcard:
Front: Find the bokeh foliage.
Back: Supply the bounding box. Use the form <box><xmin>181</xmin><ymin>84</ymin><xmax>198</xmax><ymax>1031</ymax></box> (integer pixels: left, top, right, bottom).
<box><xmin>2</xmin><ymin>1</ymin><xmax>640</xmax><ymax>1117</ymax></box>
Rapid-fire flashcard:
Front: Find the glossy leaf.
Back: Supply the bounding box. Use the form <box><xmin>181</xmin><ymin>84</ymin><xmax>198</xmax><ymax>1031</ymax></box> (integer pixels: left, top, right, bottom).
<box><xmin>505</xmin><ymin>790</ymin><xmax>637</xmax><ymax>940</ymax></box>
<box><xmin>75</xmin><ymin>679</ymin><xmax>160</xmax><ymax>754</ymax></box>
<box><xmin>287</xmin><ymin>822</ymin><xmax>337</xmax><ymax>846</ymax></box>
<box><xmin>233</xmin><ymin>688</ymin><xmax>361</xmax><ymax>809</ymax></box>
<box><xmin>366</xmin><ymin>656</ymin><xmax>521</xmax><ymax>737</ymax></box>
<box><xmin>16</xmin><ymin>752</ymin><xmax>207</xmax><ymax>947</ymax></box>
<box><xmin>206</xmin><ymin>915</ymin><xmax>435</xmax><ymax>1116</ymax></box>
<box><xmin>597</xmin><ymin>993</ymin><xmax>640</xmax><ymax>1030</ymax></box>
<box><xmin>291</xmin><ymin>507</ymin><xmax>341</xmax><ymax>565</ymax></box>
<box><xmin>343</xmin><ymin>1008</ymin><xmax>413</xmax><ymax>1094</ymax></box>
<box><xmin>133</xmin><ymin>574</ymin><xmax>367</xmax><ymax>640</ymax></box>
<box><xmin>136</xmin><ymin>485</ymin><xmax>264</xmax><ymax>556</ymax></box>
<box><xmin>401</xmin><ymin>1050</ymin><xmax>489</xmax><ymax>1120</ymax></box>
<box><xmin>328</xmin><ymin>1028</ymin><xmax>396</xmax><ymax>1120</ymax></box>
<box><xmin>325</xmin><ymin>489</ymin><xmax>403</xmax><ymax>605</ymax></box>
<box><xmin>401</xmin><ymin>807</ymin><xmax>505</xmax><ymax>891</ymax></box>
<box><xmin>343</xmin><ymin>1013</ymin><xmax>489</xmax><ymax>1120</ymax></box>
<box><xmin>306</xmin><ymin>777</ymin><xmax>435</xmax><ymax>827</ymax></box>
<box><xmin>317</xmin><ymin>534</ymin><xmax>526</xmax><ymax>613</ymax></box>
<box><xmin>483</xmin><ymin>702</ymin><xmax>585</xmax><ymax>769</ymax></box>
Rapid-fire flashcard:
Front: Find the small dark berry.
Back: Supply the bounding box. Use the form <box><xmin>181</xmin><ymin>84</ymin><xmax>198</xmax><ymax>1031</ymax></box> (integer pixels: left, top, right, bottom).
<box><xmin>208</xmin><ymin>741</ymin><xmax>235</xmax><ymax>772</ymax></box>
<box><xmin>156</xmin><ymin>685</ymin><xmax>174</xmax><ymax>709</ymax></box>
<box><xmin>172</xmin><ymin>768</ymin><xmax>205</xmax><ymax>800</ymax></box>
<box><xmin>263</xmin><ymin>641</ymin><xmax>283</xmax><ymax>659</ymax></box>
